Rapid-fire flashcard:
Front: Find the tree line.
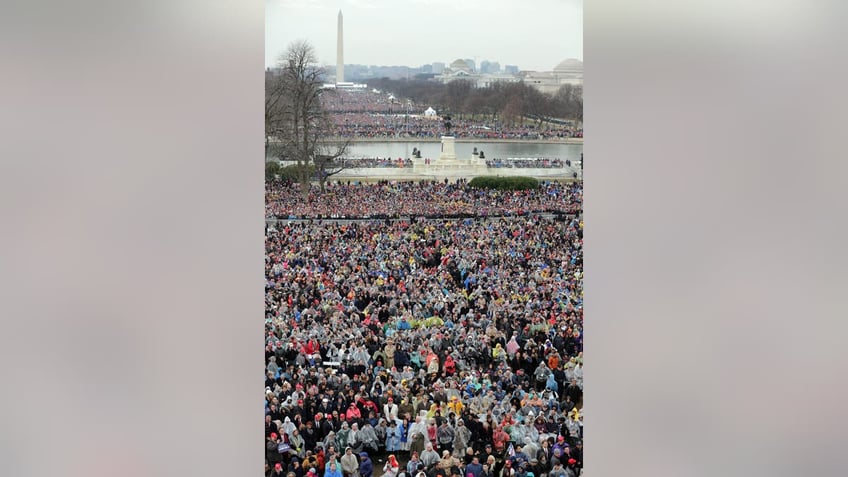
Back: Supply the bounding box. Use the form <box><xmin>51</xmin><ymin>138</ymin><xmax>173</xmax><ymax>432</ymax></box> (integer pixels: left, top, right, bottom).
<box><xmin>365</xmin><ymin>77</ymin><xmax>583</xmax><ymax>127</ymax></box>
<box><xmin>266</xmin><ymin>40</ymin><xmax>350</xmax><ymax>193</ymax></box>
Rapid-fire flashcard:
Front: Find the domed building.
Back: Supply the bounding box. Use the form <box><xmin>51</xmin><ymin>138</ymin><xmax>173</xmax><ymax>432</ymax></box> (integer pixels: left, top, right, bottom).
<box><xmin>553</xmin><ymin>59</ymin><xmax>583</xmax><ymax>81</ymax></box>
<box><xmin>448</xmin><ymin>59</ymin><xmax>473</xmax><ymax>74</ymax></box>
<box><xmin>521</xmin><ymin>58</ymin><xmax>583</xmax><ymax>94</ymax></box>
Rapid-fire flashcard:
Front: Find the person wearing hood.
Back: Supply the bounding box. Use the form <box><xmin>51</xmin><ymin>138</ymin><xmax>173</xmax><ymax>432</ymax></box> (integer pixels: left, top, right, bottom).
<box><xmin>522</xmin><ymin>437</ymin><xmax>539</xmax><ymax>462</ymax></box>
<box><xmin>340</xmin><ymin>447</ymin><xmax>359</xmax><ymax>477</ymax></box>
<box><xmin>492</xmin><ymin>343</ymin><xmax>506</xmax><ymax>362</ymax></box>
<box><xmin>336</xmin><ymin>422</ymin><xmax>351</xmax><ymax>451</ymax></box>
<box><xmin>290</xmin><ymin>428</ymin><xmax>307</xmax><ymax>458</ymax></box>
<box><xmin>437</xmin><ymin>420</ymin><xmax>456</xmax><ymax>453</ymax></box>
<box><xmin>282</xmin><ymin>416</ymin><xmax>297</xmax><ymax>439</ymax></box>
<box><xmin>374</xmin><ymin>419</ymin><xmax>389</xmax><ymax>451</ymax></box>
<box><xmin>358</xmin><ymin>452</ymin><xmax>373</xmax><ymax>477</ymax></box>
<box><xmin>565</xmin><ymin>411</ymin><xmax>581</xmax><ymax>446</ymax></box>
<box><xmin>382</xmin><ymin>454</ymin><xmax>401</xmax><ymax>477</ymax></box>
<box><xmin>420</xmin><ymin>442</ymin><xmax>441</xmax><ymax>470</ymax></box>
<box><xmin>533</xmin><ymin>361</ymin><xmax>551</xmax><ymax>393</ymax></box>
<box><xmin>290</xmin><ymin>458</ymin><xmax>305</xmax><ymax>477</ymax></box>
<box><xmin>437</xmin><ymin>449</ymin><xmax>458</xmax><ymax>471</ymax></box>
<box><xmin>409</xmin><ymin>415</ymin><xmax>428</xmax><ymax>455</ymax></box>
<box><xmin>325</xmin><ymin>461</ymin><xmax>343</xmax><ymax>477</ymax></box>
<box><xmin>358</xmin><ymin>422</ymin><xmax>379</xmax><ymax>453</ymax></box>
<box><xmin>386</xmin><ymin>419</ymin><xmax>402</xmax><ymax>452</ymax></box>
<box><xmin>548</xmin><ymin>460</ymin><xmax>567</xmax><ymax>477</ymax></box>
<box><xmin>452</xmin><ymin>419</ymin><xmax>471</xmax><ymax>456</ymax></box>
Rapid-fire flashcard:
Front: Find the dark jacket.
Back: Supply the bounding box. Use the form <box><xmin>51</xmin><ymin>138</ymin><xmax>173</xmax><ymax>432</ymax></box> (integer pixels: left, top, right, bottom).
<box><xmin>466</xmin><ymin>462</ymin><xmax>484</xmax><ymax>477</ymax></box>
<box><xmin>359</xmin><ymin>457</ymin><xmax>373</xmax><ymax>477</ymax></box>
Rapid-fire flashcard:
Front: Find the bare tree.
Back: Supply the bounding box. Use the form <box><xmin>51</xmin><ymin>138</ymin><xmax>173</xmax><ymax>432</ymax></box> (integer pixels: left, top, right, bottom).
<box><xmin>554</xmin><ymin>84</ymin><xmax>583</xmax><ymax>124</ymax></box>
<box><xmin>266</xmin><ymin>40</ymin><xmax>349</xmax><ymax>193</ymax></box>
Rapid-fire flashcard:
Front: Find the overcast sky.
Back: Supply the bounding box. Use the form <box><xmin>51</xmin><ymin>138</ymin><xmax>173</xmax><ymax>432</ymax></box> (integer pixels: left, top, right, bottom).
<box><xmin>266</xmin><ymin>0</ymin><xmax>583</xmax><ymax>72</ymax></box>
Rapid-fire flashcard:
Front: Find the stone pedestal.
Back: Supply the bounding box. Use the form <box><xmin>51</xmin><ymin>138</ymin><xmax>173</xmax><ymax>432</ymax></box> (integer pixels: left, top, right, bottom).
<box><xmin>439</xmin><ymin>136</ymin><xmax>457</xmax><ymax>161</ymax></box>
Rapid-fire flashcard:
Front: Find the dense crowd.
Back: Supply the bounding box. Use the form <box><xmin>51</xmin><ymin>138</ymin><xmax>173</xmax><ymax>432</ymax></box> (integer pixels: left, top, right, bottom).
<box><xmin>329</xmin><ymin>158</ymin><xmax>568</xmax><ymax>170</ymax></box>
<box><xmin>265</xmin><ymin>180</ymin><xmax>584</xmax><ymax>477</ymax></box>
<box><xmin>485</xmin><ymin>159</ymin><xmax>566</xmax><ymax>169</ymax></box>
<box><xmin>318</xmin><ymin>91</ymin><xmax>583</xmax><ymax>140</ymax></box>
<box><xmin>265</xmin><ymin>181</ymin><xmax>582</xmax><ymax>220</ymax></box>
<box><xmin>339</xmin><ymin>158</ymin><xmax>414</xmax><ymax>169</ymax></box>
<box><xmin>322</xmin><ymin>90</ymin><xmax>413</xmax><ymax>114</ymax></box>
<box><xmin>330</xmin><ymin>114</ymin><xmax>582</xmax><ymax>140</ymax></box>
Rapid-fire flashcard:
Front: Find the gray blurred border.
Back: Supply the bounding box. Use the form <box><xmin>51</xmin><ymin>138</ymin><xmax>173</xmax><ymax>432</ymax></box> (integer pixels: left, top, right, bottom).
<box><xmin>0</xmin><ymin>1</ymin><xmax>264</xmax><ymax>476</ymax></box>
<box><xmin>586</xmin><ymin>1</ymin><xmax>848</xmax><ymax>476</ymax></box>
<box><xmin>2</xmin><ymin>1</ymin><xmax>848</xmax><ymax>476</ymax></box>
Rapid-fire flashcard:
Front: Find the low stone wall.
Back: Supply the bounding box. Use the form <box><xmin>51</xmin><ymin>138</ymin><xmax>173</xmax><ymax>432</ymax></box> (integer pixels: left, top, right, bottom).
<box><xmin>333</xmin><ymin>166</ymin><xmax>580</xmax><ymax>181</ymax></box>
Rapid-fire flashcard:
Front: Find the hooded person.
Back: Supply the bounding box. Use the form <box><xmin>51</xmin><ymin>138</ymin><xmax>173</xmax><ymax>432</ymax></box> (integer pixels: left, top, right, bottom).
<box><xmin>340</xmin><ymin>447</ymin><xmax>360</xmax><ymax>477</ymax></box>
<box><xmin>336</xmin><ymin>422</ymin><xmax>351</xmax><ymax>451</ymax></box>
<box><xmin>358</xmin><ymin>452</ymin><xmax>374</xmax><ymax>477</ymax></box>
<box><xmin>358</xmin><ymin>422</ymin><xmax>379</xmax><ymax>452</ymax></box>
<box><xmin>386</xmin><ymin>418</ymin><xmax>402</xmax><ymax>452</ymax></box>
<box><xmin>505</xmin><ymin>336</ymin><xmax>519</xmax><ymax>356</ymax></box>
<box><xmin>282</xmin><ymin>416</ymin><xmax>297</xmax><ymax>438</ymax></box>
<box><xmin>452</xmin><ymin>419</ymin><xmax>471</xmax><ymax>456</ymax></box>
<box><xmin>383</xmin><ymin>454</ymin><xmax>401</xmax><ymax>477</ymax></box>
<box><xmin>325</xmin><ymin>460</ymin><xmax>344</xmax><ymax>477</ymax></box>
<box><xmin>420</xmin><ymin>442</ymin><xmax>441</xmax><ymax>469</ymax></box>
<box><xmin>409</xmin><ymin>415</ymin><xmax>428</xmax><ymax>454</ymax></box>
<box><xmin>437</xmin><ymin>449</ymin><xmax>457</xmax><ymax>470</ymax></box>
<box><xmin>521</xmin><ymin>437</ymin><xmax>539</xmax><ymax>462</ymax></box>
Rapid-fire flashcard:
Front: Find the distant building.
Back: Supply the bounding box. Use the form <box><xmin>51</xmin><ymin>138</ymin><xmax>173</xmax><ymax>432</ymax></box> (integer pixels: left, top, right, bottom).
<box><xmin>504</xmin><ymin>65</ymin><xmax>519</xmax><ymax>75</ymax></box>
<box><xmin>476</xmin><ymin>74</ymin><xmax>521</xmax><ymax>88</ymax></box>
<box><xmin>432</xmin><ymin>62</ymin><xmax>445</xmax><ymax>74</ymax></box>
<box><xmin>463</xmin><ymin>59</ymin><xmax>476</xmax><ymax>73</ymax></box>
<box><xmin>449</xmin><ymin>59</ymin><xmax>473</xmax><ymax>74</ymax></box>
<box><xmin>480</xmin><ymin>61</ymin><xmax>500</xmax><ymax>74</ymax></box>
<box><xmin>521</xmin><ymin>58</ymin><xmax>583</xmax><ymax>94</ymax></box>
<box><xmin>420</xmin><ymin>64</ymin><xmax>433</xmax><ymax>74</ymax></box>
<box><xmin>435</xmin><ymin>59</ymin><xmax>520</xmax><ymax>88</ymax></box>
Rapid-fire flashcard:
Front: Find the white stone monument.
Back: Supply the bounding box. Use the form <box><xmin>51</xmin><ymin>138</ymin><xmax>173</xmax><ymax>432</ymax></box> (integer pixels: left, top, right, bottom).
<box><xmin>336</xmin><ymin>11</ymin><xmax>344</xmax><ymax>83</ymax></box>
<box><xmin>439</xmin><ymin>136</ymin><xmax>457</xmax><ymax>161</ymax></box>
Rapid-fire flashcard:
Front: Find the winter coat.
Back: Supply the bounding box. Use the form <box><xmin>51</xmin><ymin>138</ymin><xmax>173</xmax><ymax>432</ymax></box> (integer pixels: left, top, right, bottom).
<box><xmin>359</xmin><ymin>457</ymin><xmax>374</xmax><ymax>477</ymax></box>
<box><xmin>341</xmin><ymin>454</ymin><xmax>360</xmax><ymax>477</ymax></box>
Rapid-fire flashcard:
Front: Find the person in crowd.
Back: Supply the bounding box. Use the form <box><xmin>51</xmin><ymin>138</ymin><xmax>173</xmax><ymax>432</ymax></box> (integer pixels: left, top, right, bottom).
<box><xmin>358</xmin><ymin>452</ymin><xmax>373</xmax><ymax>477</ymax></box>
<box><xmin>383</xmin><ymin>454</ymin><xmax>401</xmax><ymax>477</ymax></box>
<box><xmin>340</xmin><ymin>447</ymin><xmax>359</xmax><ymax>477</ymax></box>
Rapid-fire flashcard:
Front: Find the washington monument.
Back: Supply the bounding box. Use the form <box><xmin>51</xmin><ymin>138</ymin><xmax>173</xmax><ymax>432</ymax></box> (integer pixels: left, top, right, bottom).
<box><xmin>336</xmin><ymin>10</ymin><xmax>344</xmax><ymax>83</ymax></box>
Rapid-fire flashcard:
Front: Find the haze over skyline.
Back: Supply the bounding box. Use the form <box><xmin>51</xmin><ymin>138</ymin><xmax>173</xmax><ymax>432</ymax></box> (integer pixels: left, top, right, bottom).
<box><xmin>266</xmin><ymin>0</ymin><xmax>583</xmax><ymax>72</ymax></box>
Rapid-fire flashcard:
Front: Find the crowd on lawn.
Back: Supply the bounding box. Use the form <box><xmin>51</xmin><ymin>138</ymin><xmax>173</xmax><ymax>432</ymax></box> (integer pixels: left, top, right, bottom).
<box><xmin>322</xmin><ymin>90</ymin><xmax>411</xmax><ymax>114</ymax></box>
<box><xmin>339</xmin><ymin>158</ymin><xmax>415</xmax><ymax>169</ymax></box>
<box><xmin>329</xmin><ymin>114</ymin><xmax>582</xmax><ymax>141</ymax></box>
<box><xmin>265</xmin><ymin>181</ymin><xmax>582</xmax><ymax>220</ymax></box>
<box><xmin>328</xmin><ymin>158</ymin><xmax>569</xmax><ymax>170</ymax></box>
<box><xmin>265</xmin><ymin>181</ymin><xmax>584</xmax><ymax>477</ymax></box>
<box><xmin>319</xmin><ymin>91</ymin><xmax>582</xmax><ymax>140</ymax></box>
<box><xmin>485</xmin><ymin>159</ymin><xmax>567</xmax><ymax>169</ymax></box>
